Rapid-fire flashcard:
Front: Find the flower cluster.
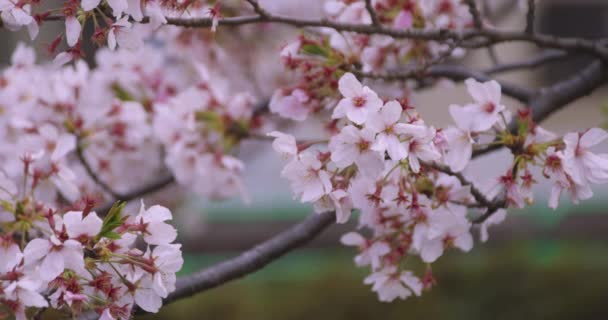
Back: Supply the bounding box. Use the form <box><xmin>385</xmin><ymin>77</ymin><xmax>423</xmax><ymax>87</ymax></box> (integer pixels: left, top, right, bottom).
<box><xmin>270</xmin><ymin>72</ymin><xmax>608</xmax><ymax>302</ymax></box>
<box><xmin>270</xmin><ymin>0</ymin><xmax>472</xmax><ymax>121</ymax></box>
<box><xmin>0</xmin><ymin>40</ymin><xmax>260</xmax><ymax>205</ymax></box>
<box><xmin>0</xmin><ymin>162</ymin><xmax>183</xmax><ymax>319</ymax></box>
<box><xmin>0</xmin><ymin>0</ymin><xmax>227</xmax><ymax>63</ymax></box>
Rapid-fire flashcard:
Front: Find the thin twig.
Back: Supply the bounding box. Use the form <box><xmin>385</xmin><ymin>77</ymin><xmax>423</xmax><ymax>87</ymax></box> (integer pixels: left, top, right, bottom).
<box><xmin>95</xmin><ymin>175</ymin><xmax>175</xmax><ymax>214</ymax></box>
<box><xmin>76</xmin><ymin>138</ymin><xmax>120</xmax><ymax>199</ymax></box>
<box><xmin>464</xmin><ymin>0</ymin><xmax>483</xmax><ymax>29</ymax></box>
<box><xmin>244</xmin><ymin>0</ymin><xmax>269</xmax><ymax>18</ymax></box>
<box><xmin>364</xmin><ymin>0</ymin><xmax>380</xmax><ymax>26</ymax></box>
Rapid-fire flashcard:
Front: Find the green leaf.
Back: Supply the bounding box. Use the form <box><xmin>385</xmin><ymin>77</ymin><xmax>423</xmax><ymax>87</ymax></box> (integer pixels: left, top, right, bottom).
<box><xmin>300</xmin><ymin>44</ymin><xmax>329</xmax><ymax>57</ymax></box>
<box><xmin>97</xmin><ymin>201</ymin><xmax>126</xmax><ymax>240</ymax></box>
<box><xmin>111</xmin><ymin>83</ymin><xmax>134</xmax><ymax>101</ymax></box>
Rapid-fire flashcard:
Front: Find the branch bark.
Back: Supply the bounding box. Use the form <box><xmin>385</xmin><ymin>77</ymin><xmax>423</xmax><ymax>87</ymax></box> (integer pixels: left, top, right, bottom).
<box><xmin>157</xmin><ymin>211</ymin><xmax>335</xmax><ymax>308</ymax></box>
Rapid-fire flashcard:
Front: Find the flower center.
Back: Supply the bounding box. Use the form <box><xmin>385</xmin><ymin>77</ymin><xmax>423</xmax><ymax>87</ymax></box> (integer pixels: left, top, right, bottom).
<box><xmin>484</xmin><ymin>102</ymin><xmax>496</xmax><ymax>113</ymax></box>
<box><xmin>352</xmin><ymin>96</ymin><xmax>366</xmax><ymax>108</ymax></box>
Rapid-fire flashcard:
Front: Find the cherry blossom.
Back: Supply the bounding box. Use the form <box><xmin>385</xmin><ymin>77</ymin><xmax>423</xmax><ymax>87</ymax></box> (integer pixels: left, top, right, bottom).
<box><xmin>332</xmin><ymin>73</ymin><xmax>382</xmax><ymax>125</ymax></box>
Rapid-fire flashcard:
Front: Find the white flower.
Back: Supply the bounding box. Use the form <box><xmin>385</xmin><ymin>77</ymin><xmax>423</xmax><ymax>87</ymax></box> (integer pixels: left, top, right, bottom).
<box><xmin>81</xmin><ymin>0</ymin><xmax>101</xmax><ymax>11</ymax></box>
<box><xmin>443</xmin><ymin>104</ymin><xmax>477</xmax><ymax>171</ymax></box>
<box><xmin>341</xmin><ymin>232</ymin><xmax>389</xmax><ymax>269</ymax></box>
<box><xmin>403</xmin><ymin>126</ymin><xmax>441</xmax><ymax>173</ymax></box>
<box><xmin>107</xmin><ymin>0</ymin><xmax>128</xmax><ymax>17</ymax></box>
<box><xmin>563</xmin><ymin>128</ymin><xmax>608</xmax><ymax>186</ymax></box>
<box><xmin>0</xmin><ymin>1</ymin><xmax>33</xmax><ymax>29</ymax></box>
<box><xmin>366</xmin><ymin>100</ymin><xmax>425</xmax><ymax>161</ymax></box>
<box><xmin>413</xmin><ymin>208</ymin><xmax>472</xmax><ymax>263</ymax></box>
<box><xmin>134</xmin><ymin>244</ymin><xmax>183</xmax><ymax>313</ymax></box>
<box><xmin>108</xmin><ymin>17</ymin><xmax>143</xmax><ymax>51</ymax></box>
<box><xmin>0</xmin><ymin>237</ymin><xmax>22</xmax><ymax>272</ymax></box>
<box><xmin>458</xmin><ymin>79</ymin><xmax>506</xmax><ymax>132</ymax></box>
<box><xmin>134</xmin><ymin>203</ymin><xmax>177</xmax><ymax>246</ymax></box>
<box><xmin>281</xmin><ymin>151</ymin><xmax>333</xmax><ymax>203</ymax></box>
<box><xmin>23</xmin><ymin>236</ymin><xmax>85</xmax><ymax>281</ymax></box>
<box><xmin>332</xmin><ymin>73</ymin><xmax>382</xmax><ymax>125</ymax></box>
<box><xmin>2</xmin><ymin>272</ymin><xmax>49</xmax><ymax>316</ymax></box>
<box><xmin>268</xmin><ymin>131</ymin><xmax>298</xmax><ymax>160</ymax></box>
<box><xmin>269</xmin><ymin>89</ymin><xmax>310</xmax><ymax>121</ymax></box>
<box><xmin>65</xmin><ymin>15</ymin><xmax>82</xmax><ymax>47</ymax></box>
<box><xmin>313</xmin><ymin>189</ymin><xmax>353</xmax><ymax>223</ymax></box>
<box><xmin>364</xmin><ymin>267</ymin><xmax>422</xmax><ymax>302</ymax></box>
<box><xmin>329</xmin><ymin>125</ymin><xmax>383</xmax><ymax>178</ymax></box>
<box><xmin>63</xmin><ymin>211</ymin><xmax>103</xmax><ymax>240</ymax></box>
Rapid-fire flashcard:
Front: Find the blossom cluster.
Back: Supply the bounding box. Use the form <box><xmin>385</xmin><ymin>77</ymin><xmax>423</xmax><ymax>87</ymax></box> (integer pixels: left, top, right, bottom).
<box><xmin>270</xmin><ymin>0</ymin><xmax>472</xmax><ymax>121</ymax></box>
<box><xmin>0</xmin><ymin>161</ymin><xmax>183</xmax><ymax>319</ymax></box>
<box><xmin>0</xmin><ymin>40</ymin><xmax>259</xmax><ymax>205</ymax></box>
<box><xmin>0</xmin><ymin>0</ymin><xmax>226</xmax><ymax>63</ymax></box>
<box><xmin>270</xmin><ymin>72</ymin><xmax>608</xmax><ymax>302</ymax></box>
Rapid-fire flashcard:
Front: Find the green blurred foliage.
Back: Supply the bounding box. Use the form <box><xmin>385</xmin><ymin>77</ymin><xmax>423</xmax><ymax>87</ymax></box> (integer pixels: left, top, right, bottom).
<box><xmin>139</xmin><ymin>241</ymin><xmax>608</xmax><ymax>320</ymax></box>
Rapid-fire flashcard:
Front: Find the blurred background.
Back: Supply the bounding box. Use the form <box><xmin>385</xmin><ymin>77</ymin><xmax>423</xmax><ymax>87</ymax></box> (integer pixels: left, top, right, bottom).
<box><xmin>3</xmin><ymin>0</ymin><xmax>608</xmax><ymax>319</ymax></box>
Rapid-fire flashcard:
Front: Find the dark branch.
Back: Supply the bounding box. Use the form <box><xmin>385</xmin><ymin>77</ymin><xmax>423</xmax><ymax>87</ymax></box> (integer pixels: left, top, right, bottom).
<box><xmin>95</xmin><ymin>175</ymin><xmax>175</xmax><ymax>214</ymax></box>
<box><xmin>244</xmin><ymin>0</ymin><xmax>269</xmax><ymax>18</ymax></box>
<box><xmin>464</xmin><ymin>0</ymin><xmax>483</xmax><ymax>29</ymax></box>
<box><xmin>530</xmin><ymin>60</ymin><xmax>607</xmax><ymax>123</ymax></box>
<box><xmin>161</xmin><ymin>15</ymin><xmax>608</xmax><ymax>60</ymax></box>
<box><xmin>354</xmin><ymin>64</ymin><xmax>534</xmax><ymax>103</ymax></box>
<box><xmin>76</xmin><ymin>139</ymin><xmax>120</xmax><ymax>199</ymax></box>
<box><xmin>525</xmin><ymin>0</ymin><xmax>536</xmax><ymax>34</ymax></box>
<box><xmin>156</xmin><ymin>211</ymin><xmax>335</xmax><ymax>308</ymax></box>
<box><xmin>364</xmin><ymin>0</ymin><xmax>380</xmax><ymax>26</ymax></box>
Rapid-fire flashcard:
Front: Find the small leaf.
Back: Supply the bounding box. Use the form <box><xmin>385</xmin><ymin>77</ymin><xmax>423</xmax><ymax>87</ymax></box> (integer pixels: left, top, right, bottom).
<box><xmin>301</xmin><ymin>44</ymin><xmax>328</xmax><ymax>57</ymax></box>
<box><xmin>97</xmin><ymin>201</ymin><xmax>126</xmax><ymax>240</ymax></box>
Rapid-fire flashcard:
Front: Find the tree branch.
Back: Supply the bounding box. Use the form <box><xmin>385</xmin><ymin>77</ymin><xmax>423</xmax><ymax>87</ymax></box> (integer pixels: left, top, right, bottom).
<box><xmin>364</xmin><ymin>0</ymin><xmax>380</xmax><ymax>26</ymax></box>
<box><xmin>485</xmin><ymin>50</ymin><xmax>569</xmax><ymax>74</ymax></box>
<box><xmin>95</xmin><ymin>175</ymin><xmax>175</xmax><ymax>214</ymax></box>
<box><xmin>525</xmin><ymin>0</ymin><xmax>536</xmax><ymax>34</ymax></box>
<box><xmin>354</xmin><ymin>64</ymin><xmax>535</xmax><ymax>103</ymax></box>
<box><xmin>464</xmin><ymin>0</ymin><xmax>483</xmax><ymax>29</ymax></box>
<box><xmin>162</xmin><ymin>15</ymin><xmax>608</xmax><ymax>60</ymax></box>
<box><xmin>76</xmin><ymin>139</ymin><xmax>120</xmax><ymax>199</ymax></box>
<box><xmin>530</xmin><ymin>60</ymin><xmax>608</xmax><ymax>123</ymax></box>
<box><xmin>155</xmin><ymin>211</ymin><xmax>335</xmax><ymax>309</ymax></box>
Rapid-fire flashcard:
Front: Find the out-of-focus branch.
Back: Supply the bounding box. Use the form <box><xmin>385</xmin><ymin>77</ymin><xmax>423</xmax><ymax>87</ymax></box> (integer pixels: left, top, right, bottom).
<box><xmin>464</xmin><ymin>0</ymin><xmax>483</xmax><ymax>29</ymax></box>
<box><xmin>76</xmin><ymin>139</ymin><xmax>175</xmax><ymax>214</ymax></box>
<box><xmin>530</xmin><ymin>60</ymin><xmax>607</xmax><ymax>123</ymax></box>
<box><xmin>525</xmin><ymin>0</ymin><xmax>535</xmax><ymax>34</ymax></box>
<box><xmin>95</xmin><ymin>175</ymin><xmax>175</xmax><ymax>214</ymax></box>
<box><xmin>162</xmin><ymin>15</ymin><xmax>608</xmax><ymax>61</ymax></box>
<box><xmin>76</xmin><ymin>138</ymin><xmax>120</xmax><ymax>199</ymax></box>
<box><xmin>243</xmin><ymin>0</ymin><xmax>269</xmax><ymax>18</ymax></box>
<box><xmin>355</xmin><ymin>64</ymin><xmax>535</xmax><ymax>103</ymax></box>
<box><xmin>155</xmin><ymin>211</ymin><xmax>335</xmax><ymax>308</ymax></box>
<box><xmin>485</xmin><ymin>50</ymin><xmax>569</xmax><ymax>74</ymax></box>
<box><xmin>364</xmin><ymin>0</ymin><xmax>380</xmax><ymax>26</ymax></box>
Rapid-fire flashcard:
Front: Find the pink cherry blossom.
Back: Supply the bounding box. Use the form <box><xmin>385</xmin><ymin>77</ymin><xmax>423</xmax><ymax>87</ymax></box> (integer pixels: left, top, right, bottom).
<box><xmin>332</xmin><ymin>73</ymin><xmax>382</xmax><ymax>125</ymax></box>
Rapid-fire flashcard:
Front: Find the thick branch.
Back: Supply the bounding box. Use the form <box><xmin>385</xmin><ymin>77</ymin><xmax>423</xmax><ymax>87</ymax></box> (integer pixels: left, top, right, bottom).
<box><xmin>530</xmin><ymin>60</ymin><xmax>607</xmax><ymax>123</ymax></box>
<box><xmin>157</xmin><ymin>211</ymin><xmax>335</xmax><ymax>308</ymax></box>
